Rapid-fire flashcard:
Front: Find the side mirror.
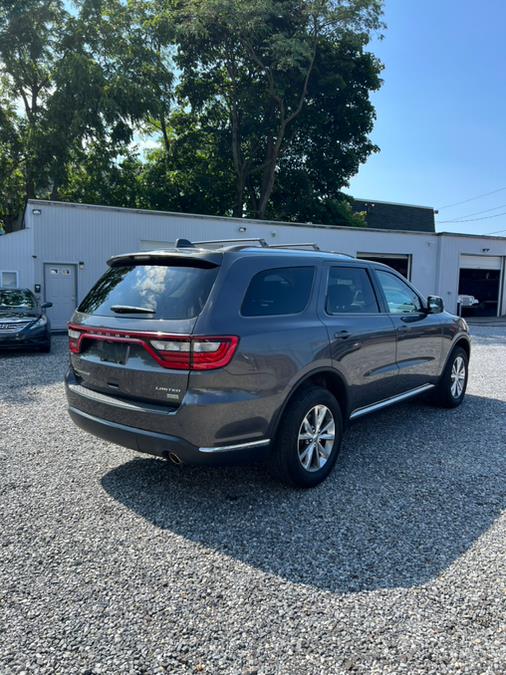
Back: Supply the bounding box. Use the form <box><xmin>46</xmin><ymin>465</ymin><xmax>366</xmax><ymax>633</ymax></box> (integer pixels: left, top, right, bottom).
<box><xmin>41</xmin><ymin>302</ymin><xmax>53</xmax><ymax>309</ymax></box>
<box><xmin>427</xmin><ymin>295</ymin><xmax>444</xmax><ymax>314</ymax></box>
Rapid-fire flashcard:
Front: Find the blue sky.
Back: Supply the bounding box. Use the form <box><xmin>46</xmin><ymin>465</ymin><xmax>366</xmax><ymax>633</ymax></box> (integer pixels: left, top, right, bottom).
<box><xmin>348</xmin><ymin>0</ymin><xmax>506</xmax><ymax>235</ymax></box>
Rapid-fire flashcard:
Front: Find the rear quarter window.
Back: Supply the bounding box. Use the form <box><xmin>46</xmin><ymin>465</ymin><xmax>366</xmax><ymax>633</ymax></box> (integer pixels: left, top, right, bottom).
<box><xmin>241</xmin><ymin>266</ymin><xmax>315</xmax><ymax>316</ymax></box>
<box><xmin>78</xmin><ymin>264</ymin><xmax>218</xmax><ymax>320</ymax></box>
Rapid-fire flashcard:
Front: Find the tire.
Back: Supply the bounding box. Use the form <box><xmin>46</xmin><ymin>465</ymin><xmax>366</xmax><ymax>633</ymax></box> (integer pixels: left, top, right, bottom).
<box><xmin>39</xmin><ymin>339</ymin><xmax>51</xmax><ymax>353</ymax></box>
<box><xmin>271</xmin><ymin>386</ymin><xmax>343</xmax><ymax>488</ymax></box>
<box><xmin>431</xmin><ymin>347</ymin><xmax>468</xmax><ymax>408</ymax></box>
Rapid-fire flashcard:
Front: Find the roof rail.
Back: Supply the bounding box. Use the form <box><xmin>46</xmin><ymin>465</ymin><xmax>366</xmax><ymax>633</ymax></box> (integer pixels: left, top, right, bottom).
<box><xmin>175</xmin><ymin>238</ymin><xmax>354</xmax><ymax>258</ymax></box>
<box><xmin>329</xmin><ymin>250</ymin><xmax>355</xmax><ymax>259</ymax></box>
<box><xmin>192</xmin><ymin>238</ymin><xmax>268</xmax><ymax>247</ymax></box>
<box><xmin>268</xmin><ymin>243</ymin><xmax>320</xmax><ymax>251</ymax></box>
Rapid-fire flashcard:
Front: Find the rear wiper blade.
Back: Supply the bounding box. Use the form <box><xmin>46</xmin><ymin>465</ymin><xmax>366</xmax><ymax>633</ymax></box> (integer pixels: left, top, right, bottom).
<box><xmin>110</xmin><ymin>305</ymin><xmax>154</xmax><ymax>314</ymax></box>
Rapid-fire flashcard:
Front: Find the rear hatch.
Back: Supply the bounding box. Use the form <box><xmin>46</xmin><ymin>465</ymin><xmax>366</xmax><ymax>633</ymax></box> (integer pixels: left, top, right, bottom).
<box><xmin>69</xmin><ymin>252</ymin><xmax>221</xmax><ymax>407</ymax></box>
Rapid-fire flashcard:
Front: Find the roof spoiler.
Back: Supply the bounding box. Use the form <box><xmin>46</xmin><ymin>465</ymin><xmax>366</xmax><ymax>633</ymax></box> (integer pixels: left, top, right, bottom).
<box><xmin>107</xmin><ymin>250</ymin><xmax>222</xmax><ymax>268</ymax></box>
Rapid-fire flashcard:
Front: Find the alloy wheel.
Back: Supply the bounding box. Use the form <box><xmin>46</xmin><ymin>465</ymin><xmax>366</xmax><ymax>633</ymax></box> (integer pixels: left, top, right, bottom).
<box><xmin>297</xmin><ymin>404</ymin><xmax>335</xmax><ymax>472</ymax></box>
<box><xmin>450</xmin><ymin>355</ymin><xmax>466</xmax><ymax>398</ymax></box>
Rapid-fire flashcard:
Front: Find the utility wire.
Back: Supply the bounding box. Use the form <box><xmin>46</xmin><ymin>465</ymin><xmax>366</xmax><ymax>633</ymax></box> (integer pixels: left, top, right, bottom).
<box><xmin>437</xmin><ymin>202</ymin><xmax>506</xmax><ymax>222</ymax></box>
<box><xmin>437</xmin><ymin>211</ymin><xmax>506</xmax><ymax>224</ymax></box>
<box><xmin>437</xmin><ymin>186</ymin><xmax>506</xmax><ymax>210</ymax></box>
<box><xmin>485</xmin><ymin>227</ymin><xmax>506</xmax><ymax>235</ymax></box>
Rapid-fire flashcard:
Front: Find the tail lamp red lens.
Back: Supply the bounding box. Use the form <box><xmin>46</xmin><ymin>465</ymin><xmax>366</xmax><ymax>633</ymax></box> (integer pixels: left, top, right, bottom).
<box><xmin>68</xmin><ymin>325</ymin><xmax>238</xmax><ymax>371</ymax></box>
<box><xmin>68</xmin><ymin>328</ymin><xmax>81</xmax><ymax>354</ymax></box>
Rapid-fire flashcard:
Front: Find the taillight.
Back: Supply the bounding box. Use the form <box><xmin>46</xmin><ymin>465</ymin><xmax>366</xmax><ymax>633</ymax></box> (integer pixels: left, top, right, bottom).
<box><xmin>191</xmin><ymin>337</ymin><xmax>239</xmax><ymax>370</ymax></box>
<box><xmin>68</xmin><ymin>324</ymin><xmax>239</xmax><ymax>371</ymax></box>
<box><xmin>150</xmin><ymin>336</ymin><xmax>239</xmax><ymax>370</ymax></box>
<box><xmin>150</xmin><ymin>338</ymin><xmax>191</xmax><ymax>370</ymax></box>
<box><xmin>68</xmin><ymin>327</ymin><xmax>81</xmax><ymax>353</ymax></box>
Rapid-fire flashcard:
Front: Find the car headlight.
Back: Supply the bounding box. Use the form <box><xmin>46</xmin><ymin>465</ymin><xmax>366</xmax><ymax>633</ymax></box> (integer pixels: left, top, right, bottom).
<box><xmin>30</xmin><ymin>315</ymin><xmax>48</xmax><ymax>328</ymax></box>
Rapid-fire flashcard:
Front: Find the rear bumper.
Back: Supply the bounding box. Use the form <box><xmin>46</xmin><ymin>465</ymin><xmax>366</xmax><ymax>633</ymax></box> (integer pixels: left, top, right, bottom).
<box><xmin>68</xmin><ymin>405</ymin><xmax>270</xmax><ymax>465</ymax></box>
<box><xmin>65</xmin><ymin>366</ymin><xmax>272</xmax><ymax>465</ymax></box>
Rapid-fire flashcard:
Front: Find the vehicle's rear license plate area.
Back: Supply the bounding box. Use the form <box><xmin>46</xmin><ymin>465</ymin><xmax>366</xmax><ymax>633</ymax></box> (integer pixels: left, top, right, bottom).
<box><xmin>97</xmin><ymin>342</ymin><xmax>129</xmax><ymax>365</ymax></box>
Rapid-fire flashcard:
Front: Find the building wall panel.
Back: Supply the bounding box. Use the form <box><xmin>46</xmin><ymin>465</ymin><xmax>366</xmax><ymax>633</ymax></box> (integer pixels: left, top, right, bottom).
<box><xmin>0</xmin><ymin>228</ymin><xmax>35</xmax><ymax>289</ymax></box>
<box><xmin>23</xmin><ymin>200</ymin><xmax>506</xmax><ymax>317</ymax></box>
<box><xmin>437</xmin><ymin>235</ymin><xmax>506</xmax><ymax>314</ymax></box>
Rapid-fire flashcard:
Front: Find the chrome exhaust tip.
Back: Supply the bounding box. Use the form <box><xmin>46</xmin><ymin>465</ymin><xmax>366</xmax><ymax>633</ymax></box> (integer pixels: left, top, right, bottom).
<box><xmin>167</xmin><ymin>451</ymin><xmax>182</xmax><ymax>466</ymax></box>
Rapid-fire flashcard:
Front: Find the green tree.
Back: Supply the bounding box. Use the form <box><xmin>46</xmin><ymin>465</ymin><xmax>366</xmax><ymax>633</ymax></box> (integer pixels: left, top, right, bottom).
<box><xmin>60</xmin><ymin>143</ymin><xmax>144</xmax><ymax>208</ymax></box>
<box><xmin>0</xmin><ymin>0</ymin><xmax>384</xmax><ymax>229</ymax></box>
<box><xmin>176</xmin><ymin>0</ymin><xmax>383</xmax><ymax>218</ymax></box>
<box><xmin>139</xmin><ymin>110</ymin><xmax>235</xmax><ymax>216</ymax></box>
<box><xmin>268</xmin><ymin>38</ymin><xmax>381</xmax><ymax>224</ymax></box>
<box><xmin>0</xmin><ymin>0</ymin><xmax>176</xmax><ymax>206</ymax></box>
<box><xmin>0</xmin><ymin>76</ymin><xmax>24</xmax><ymax>227</ymax></box>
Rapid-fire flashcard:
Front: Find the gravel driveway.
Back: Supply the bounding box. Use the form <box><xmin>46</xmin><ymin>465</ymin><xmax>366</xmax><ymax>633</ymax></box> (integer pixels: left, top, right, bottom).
<box><xmin>1</xmin><ymin>329</ymin><xmax>505</xmax><ymax>674</ymax></box>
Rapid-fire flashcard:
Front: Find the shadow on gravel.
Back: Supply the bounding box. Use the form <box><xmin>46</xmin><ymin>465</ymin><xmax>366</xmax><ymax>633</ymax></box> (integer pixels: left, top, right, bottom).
<box><xmin>102</xmin><ymin>393</ymin><xmax>506</xmax><ymax>593</ymax></box>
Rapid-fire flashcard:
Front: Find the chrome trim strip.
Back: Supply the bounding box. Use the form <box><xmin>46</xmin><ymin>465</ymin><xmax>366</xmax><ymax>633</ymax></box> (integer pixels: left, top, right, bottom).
<box><xmin>349</xmin><ymin>384</ymin><xmax>435</xmax><ymax>420</ymax></box>
<box><xmin>199</xmin><ymin>439</ymin><xmax>271</xmax><ymax>454</ymax></box>
<box><xmin>68</xmin><ymin>382</ymin><xmax>176</xmax><ymax>415</ymax></box>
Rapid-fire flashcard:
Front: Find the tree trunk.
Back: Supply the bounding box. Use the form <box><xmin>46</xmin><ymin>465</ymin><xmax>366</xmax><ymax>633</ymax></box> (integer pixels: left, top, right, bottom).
<box><xmin>256</xmin><ymin>157</ymin><xmax>277</xmax><ymax>219</ymax></box>
<box><xmin>25</xmin><ymin>173</ymin><xmax>35</xmax><ymax>200</ymax></box>
<box><xmin>50</xmin><ymin>180</ymin><xmax>60</xmax><ymax>201</ymax></box>
<box><xmin>256</xmin><ymin>127</ymin><xmax>286</xmax><ymax>219</ymax></box>
<box><xmin>160</xmin><ymin>114</ymin><xmax>170</xmax><ymax>156</ymax></box>
<box><xmin>233</xmin><ymin>170</ymin><xmax>245</xmax><ymax>218</ymax></box>
<box><xmin>230</xmin><ymin>99</ymin><xmax>246</xmax><ymax>218</ymax></box>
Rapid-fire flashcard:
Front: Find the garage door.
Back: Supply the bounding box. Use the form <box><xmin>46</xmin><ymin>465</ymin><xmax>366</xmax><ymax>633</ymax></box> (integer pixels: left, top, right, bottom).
<box><xmin>460</xmin><ymin>255</ymin><xmax>502</xmax><ymax>270</ymax></box>
<box><xmin>44</xmin><ymin>264</ymin><xmax>77</xmax><ymax>330</ymax></box>
<box><xmin>459</xmin><ymin>255</ymin><xmax>503</xmax><ymax>317</ymax></box>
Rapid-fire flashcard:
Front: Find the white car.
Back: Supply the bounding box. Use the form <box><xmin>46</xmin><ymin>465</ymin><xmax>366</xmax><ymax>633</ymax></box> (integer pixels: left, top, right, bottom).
<box><xmin>458</xmin><ymin>294</ymin><xmax>479</xmax><ymax>308</ymax></box>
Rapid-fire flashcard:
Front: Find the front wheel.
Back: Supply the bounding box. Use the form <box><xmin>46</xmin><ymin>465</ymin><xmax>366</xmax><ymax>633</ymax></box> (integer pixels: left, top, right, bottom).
<box><xmin>39</xmin><ymin>339</ymin><xmax>51</xmax><ymax>353</ymax></box>
<box><xmin>431</xmin><ymin>347</ymin><xmax>468</xmax><ymax>408</ymax></box>
<box><xmin>271</xmin><ymin>387</ymin><xmax>343</xmax><ymax>488</ymax></box>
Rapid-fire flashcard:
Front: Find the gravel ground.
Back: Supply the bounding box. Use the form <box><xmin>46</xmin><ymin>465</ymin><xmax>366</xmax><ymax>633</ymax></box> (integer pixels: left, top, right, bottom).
<box><xmin>0</xmin><ymin>329</ymin><xmax>505</xmax><ymax>674</ymax></box>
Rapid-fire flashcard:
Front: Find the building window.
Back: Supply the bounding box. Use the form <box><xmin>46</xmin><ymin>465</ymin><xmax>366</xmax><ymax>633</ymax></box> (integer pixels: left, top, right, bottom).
<box><xmin>0</xmin><ymin>271</ymin><xmax>18</xmax><ymax>288</ymax></box>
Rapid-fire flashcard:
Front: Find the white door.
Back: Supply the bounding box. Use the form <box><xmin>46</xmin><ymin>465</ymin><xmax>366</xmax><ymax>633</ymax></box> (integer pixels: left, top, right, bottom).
<box><xmin>44</xmin><ymin>264</ymin><xmax>77</xmax><ymax>330</ymax></box>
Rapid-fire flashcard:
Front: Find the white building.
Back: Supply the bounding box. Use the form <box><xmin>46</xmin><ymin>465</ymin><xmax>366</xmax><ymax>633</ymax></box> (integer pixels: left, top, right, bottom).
<box><xmin>1</xmin><ymin>199</ymin><xmax>505</xmax><ymax>329</ymax></box>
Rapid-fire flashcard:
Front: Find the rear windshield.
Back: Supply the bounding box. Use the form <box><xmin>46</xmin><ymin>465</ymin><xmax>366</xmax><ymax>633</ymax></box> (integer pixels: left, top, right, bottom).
<box><xmin>0</xmin><ymin>289</ymin><xmax>36</xmax><ymax>309</ymax></box>
<box><xmin>78</xmin><ymin>264</ymin><xmax>218</xmax><ymax>320</ymax></box>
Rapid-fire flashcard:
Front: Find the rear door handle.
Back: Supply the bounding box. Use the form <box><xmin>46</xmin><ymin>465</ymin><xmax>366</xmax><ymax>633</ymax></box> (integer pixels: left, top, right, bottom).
<box><xmin>334</xmin><ymin>330</ymin><xmax>351</xmax><ymax>339</ymax></box>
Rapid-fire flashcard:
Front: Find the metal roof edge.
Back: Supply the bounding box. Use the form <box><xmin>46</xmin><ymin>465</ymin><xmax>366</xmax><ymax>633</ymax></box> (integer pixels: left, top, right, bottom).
<box><xmin>436</xmin><ymin>230</ymin><xmax>506</xmax><ymax>241</ymax></box>
<box><xmin>27</xmin><ymin>199</ymin><xmax>505</xmax><ymax>240</ymax></box>
<box><xmin>350</xmin><ymin>196</ymin><xmax>436</xmax><ymax>211</ymax></box>
<box><xmin>25</xmin><ymin>199</ymin><xmax>438</xmax><ymax>237</ymax></box>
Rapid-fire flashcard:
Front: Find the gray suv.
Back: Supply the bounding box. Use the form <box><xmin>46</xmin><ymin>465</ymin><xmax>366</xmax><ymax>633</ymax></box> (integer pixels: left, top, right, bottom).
<box><xmin>65</xmin><ymin>240</ymin><xmax>471</xmax><ymax>487</ymax></box>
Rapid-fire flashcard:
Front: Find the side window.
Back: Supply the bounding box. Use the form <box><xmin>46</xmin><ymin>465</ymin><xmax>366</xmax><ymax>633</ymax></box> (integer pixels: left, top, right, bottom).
<box><xmin>241</xmin><ymin>266</ymin><xmax>314</xmax><ymax>316</ymax></box>
<box><xmin>326</xmin><ymin>267</ymin><xmax>379</xmax><ymax>314</ymax></box>
<box><xmin>376</xmin><ymin>270</ymin><xmax>422</xmax><ymax>314</ymax></box>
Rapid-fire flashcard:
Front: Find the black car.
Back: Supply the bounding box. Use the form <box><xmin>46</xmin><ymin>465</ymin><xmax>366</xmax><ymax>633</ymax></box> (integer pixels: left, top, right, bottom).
<box><xmin>65</xmin><ymin>240</ymin><xmax>471</xmax><ymax>487</ymax></box>
<box><xmin>0</xmin><ymin>288</ymin><xmax>52</xmax><ymax>352</ymax></box>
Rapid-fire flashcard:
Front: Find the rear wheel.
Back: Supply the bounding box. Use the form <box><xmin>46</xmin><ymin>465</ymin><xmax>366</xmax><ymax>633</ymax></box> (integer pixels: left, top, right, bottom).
<box><xmin>431</xmin><ymin>347</ymin><xmax>468</xmax><ymax>408</ymax></box>
<box><xmin>271</xmin><ymin>386</ymin><xmax>343</xmax><ymax>488</ymax></box>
